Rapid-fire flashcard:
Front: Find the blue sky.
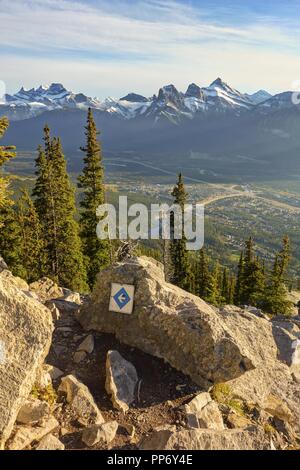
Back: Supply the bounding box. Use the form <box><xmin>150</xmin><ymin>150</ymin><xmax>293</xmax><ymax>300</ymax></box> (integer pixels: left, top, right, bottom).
<box><xmin>0</xmin><ymin>0</ymin><xmax>300</xmax><ymax>98</ymax></box>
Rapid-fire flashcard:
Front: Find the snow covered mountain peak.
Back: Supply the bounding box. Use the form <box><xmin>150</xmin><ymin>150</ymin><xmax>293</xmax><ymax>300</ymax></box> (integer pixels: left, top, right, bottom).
<box><xmin>0</xmin><ymin>80</ymin><xmax>279</xmax><ymax>123</ymax></box>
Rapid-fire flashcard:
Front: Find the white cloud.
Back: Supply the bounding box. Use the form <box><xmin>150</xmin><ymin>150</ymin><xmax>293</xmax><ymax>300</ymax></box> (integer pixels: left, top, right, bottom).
<box><xmin>0</xmin><ymin>0</ymin><xmax>299</xmax><ymax>95</ymax></box>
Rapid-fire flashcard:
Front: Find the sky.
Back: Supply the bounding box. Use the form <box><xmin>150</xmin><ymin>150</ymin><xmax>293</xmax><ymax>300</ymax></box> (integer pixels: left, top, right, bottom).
<box><xmin>0</xmin><ymin>0</ymin><xmax>300</xmax><ymax>98</ymax></box>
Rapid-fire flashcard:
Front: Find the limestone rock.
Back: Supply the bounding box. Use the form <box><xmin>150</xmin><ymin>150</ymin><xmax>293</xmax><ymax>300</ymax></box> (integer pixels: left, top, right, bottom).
<box><xmin>36</xmin><ymin>433</ymin><xmax>65</xmax><ymax>450</ymax></box>
<box><xmin>17</xmin><ymin>398</ymin><xmax>50</xmax><ymax>425</ymax></box>
<box><xmin>77</xmin><ymin>257</ymin><xmax>279</xmax><ymax>387</ymax></box>
<box><xmin>58</xmin><ymin>375</ymin><xmax>104</xmax><ymax>426</ymax></box>
<box><xmin>227</xmin><ymin>412</ymin><xmax>253</xmax><ymax>429</ymax></box>
<box><xmin>45</xmin><ymin>301</ymin><xmax>61</xmax><ymax>321</ymax></box>
<box><xmin>226</xmin><ymin>363</ymin><xmax>300</xmax><ymax>434</ymax></box>
<box><xmin>263</xmin><ymin>394</ymin><xmax>293</xmax><ymax>423</ymax></box>
<box><xmin>48</xmin><ymin>365</ymin><xmax>64</xmax><ymax>381</ymax></box>
<box><xmin>291</xmin><ymin>365</ymin><xmax>300</xmax><ymax>384</ymax></box>
<box><xmin>63</xmin><ymin>291</ymin><xmax>81</xmax><ymax>305</ymax></box>
<box><xmin>105</xmin><ymin>351</ymin><xmax>138</xmax><ymax>412</ymax></box>
<box><xmin>8</xmin><ymin>416</ymin><xmax>59</xmax><ymax>450</ymax></box>
<box><xmin>0</xmin><ymin>269</ymin><xmax>29</xmax><ymax>291</ymax></box>
<box><xmin>82</xmin><ymin>421</ymin><xmax>118</xmax><ymax>447</ymax></box>
<box><xmin>35</xmin><ymin>364</ymin><xmax>52</xmax><ymax>389</ymax></box>
<box><xmin>0</xmin><ymin>256</ymin><xmax>8</xmax><ymax>272</ymax></box>
<box><xmin>73</xmin><ymin>351</ymin><xmax>87</xmax><ymax>364</ymax></box>
<box><xmin>183</xmin><ymin>393</ymin><xmax>224</xmax><ymax>430</ymax></box>
<box><xmin>0</xmin><ymin>275</ymin><xmax>53</xmax><ymax>449</ymax></box>
<box><xmin>77</xmin><ymin>335</ymin><xmax>94</xmax><ymax>354</ymax></box>
<box><xmin>272</xmin><ymin>322</ymin><xmax>300</xmax><ymax>366</ymax></box>
<box><xmin>140</xmin><ymin>425</ymin><xmax>271</xmax><ymax>450</ymax></box>
<box><xmin>30</xmin><ymin>277</ymin><xmax>64</xmax><ymax>302</ymax></box>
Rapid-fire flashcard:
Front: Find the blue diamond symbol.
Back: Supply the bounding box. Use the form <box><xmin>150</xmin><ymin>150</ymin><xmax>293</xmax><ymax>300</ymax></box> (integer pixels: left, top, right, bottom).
<box><xmin>113</xmin><ymin>287</ymin><xmax>131</xmax><ymax>310</ymax></box>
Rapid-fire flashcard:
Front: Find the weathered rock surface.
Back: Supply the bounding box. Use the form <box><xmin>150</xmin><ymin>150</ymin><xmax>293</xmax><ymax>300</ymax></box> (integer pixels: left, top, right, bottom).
<box><xmin>73</xmin><ymin>351</ymin><xmax>87</xmax><ymax>364</ymax></box>
<box><xmin>226</xmin><ymin>363</ymin><xmax>300</xmax><ymax>433</ymax></box>
<box><xmin>58</xmin><ymin>375</ymin><xmax>104</xmax><ymax>426</ymax></box>
<box><xmin>77</xmin><ymin>257</ymin><xmax>279</xmax><ymax>387</ymax></box>
<box><xmin>272</xmin><ymin>321</ymin><xmax>300</xmax><ymax>366</ymax></box>
<box><xmin>0</xmin><ymin>256</ymin><xmax>8</xmax><ymax>272</ymax></box>
<box><xmin>29</xmin><ymin>277</ymin><xmax>64</xmax><ymax>302</ymax></box>
<box><xmin>0</xmin><ymin>269</ymin><xmax>29</xmax><ymax>291</ymax></box>
<box><xmin>8</xmin><ymin>416</ymin><xmax>59</xmax><ymax>450</ymax></box>
<box><xmin>0</xmin><ymin>274</ymin><xmax>54</xmax><ymax>449</ymax></box>
<box><xmin>77</xmin><ymin>335</ymin><xmax>94</xmax><ymax>354</ymax></box>
<box><xmin>140</xmin><ymin>425</ymin><xmax>272</xmax><ymax>450</ymax></box>
<box><xmin>105</xmin><ymin>351</ymin><xmax>138</xmax><ymax>412</ymax></box>
<box><xmin>36</xmin><ymin>433</ymin><xmax>65</xmax><ymax>450</ymax></box>
<box><xmin>45</xmin><ymin>301</ymin><xmax>61</xmax><ymax>321</ymax></box>
<box><xmin>227</xmin><ymin>412</ymin><xmax>253</xmax><ymax>429</ymax></box>
<box><xmin>262</xmin><ymin>394</ymin><xmax>293</xmax><ymax>423</ymax></box>
<box><xmin>17</xmin><ymin>398</ymin><xmax>50</xmax><ymax>425</ymax></box>
<box><xmin>183</xmin><ymin>393</ymin><xmax>224</xmax><ymax>430</ymax></box>
<box><xmin>47</xmin><ymin>365</ymin><xmax>64</xmax><ymax>381</ymax></box>
<box><xmin>82</xmin><ymin>421</ymin><xmax>118</xmax><ymax>447</ymax></box>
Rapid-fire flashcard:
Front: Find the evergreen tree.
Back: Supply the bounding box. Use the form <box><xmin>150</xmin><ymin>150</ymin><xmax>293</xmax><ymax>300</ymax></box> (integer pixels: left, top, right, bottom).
<box><xmin>78</xmin><ymin>108</ymin><xmax>110</xmax><ymax>288</ymax></box>
<box><xmin>16</xmin><ymin>189</ymin><xmax>46</xmax><ymax>282</ymax></box>
<box><xmin>228</xmin><ymin>275</ymin><xmax>235</xmax><ymax>305</ymax></box>
<box><xmin>221</xmin><ymin>267</ymin><xmax>229</xmax><ymax>303</ymax></box>
<box><xmin>197</xmin><ymin>248</ymin><xmax>214</xmax><ymax>299</ymax></box>
<box><xmin>0</xmin><ymin>203</ymin><xmax>24</xmax><ymax>277</ymax></box>
<box><xmin>0</xmin><ymin>117</ymin><xmax>15</xmax><ymax>208</ymax></box>
<box><xmin>206</xmin><ymin>262</ymin><xmax>221</xmax><ymax>305</ymax></box>
<box><xmin>170</xmin><ymin>173</ymin><xmax>190</xmax><ymax>290</ymax></box>
<box><xmin>240</xmin><ymin>238</ymin><xmax>265</xmax><ymax>306</ymax></box>
<box><xmin>234</xmin><ymin>252</ymin><xmax>244</xmax><ymax>304</ymax></box>
<box><xmin>0</xmin><ymin>117</ymin><xmax>22</xmax><ymax>274</ymax></box>
<box><xmin>33</xmin><ymin>127</ymin><xmax>88</xmax><ymax>292</ymax></box>
<box><xmin>264</xmin><ymin>237</ymin><xmax>293</xmax><ymax>316</ymax></box>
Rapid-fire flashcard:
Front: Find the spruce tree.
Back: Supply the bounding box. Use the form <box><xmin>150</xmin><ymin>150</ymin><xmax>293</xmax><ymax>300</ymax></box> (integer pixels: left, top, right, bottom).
<box><xmin>16</xmin><ymin>189</ymin><xmax>46</xmax><ymax>282</ymax></box>
<box><xmin>0</xmin><ymin>203</ymin><xmax>24</xmax><ymax>277</ymax></box>
<box><xmin>221</xmin><ymin>267</ymin><xmax>229</xmax><ymax>303</ymax></box>
<box><xmin>33</xmin><ymin>127</ymin><xmax>88</xmax><ymax>292</ymax></box>
<box><xmin>234</xmin><ymin>252</ymin><xmax>244</xmax><ymax>305</ymax></box>
<box><xmin>197</xmin><ymin>248</ymin><xmax>212</xmax><ymax>299</ymax></box>
<box><xmin>78</xmin><ymin>108</ymin><xmax>110</xmax><ymax>288</ymax></box>
<box><xmin>0</xmin><ymin>117</ymin><xmax>22</xmax><ymax>274</ymax></box>
<box><xmin>240</xmin><ymin>238</ymin><xmax>265</xmax><ymax>306</ymax></box>
<box><xmin>207</xmin><ymin>262</ymin><xmax>221</xmax><ymax>305</ymax></box>
<box><xmin>264</xmin><ymin>237</ymin><xmax>292</xmax><ymax>316</ymax></box>
<box><xmin>170</xmin><ymin>173</ymin><xmax>190</xmax><ymax>290</ymax></box>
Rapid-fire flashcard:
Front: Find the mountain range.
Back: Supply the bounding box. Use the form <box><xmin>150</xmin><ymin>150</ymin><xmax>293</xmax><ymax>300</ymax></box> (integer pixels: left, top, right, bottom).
<box><xmin>1</xmin><ymin>78</ymin><xmax>273</xmax><ymax>122</ymax></box>
<box><xmin>1</xmin><ymin>78</ymin><xmax>300</xmax><ymax>181</ymax></box>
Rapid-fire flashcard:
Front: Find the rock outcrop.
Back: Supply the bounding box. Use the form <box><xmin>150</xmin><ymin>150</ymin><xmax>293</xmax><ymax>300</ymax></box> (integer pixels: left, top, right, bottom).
<box><xmin>0</xmin><ymin>272</ymin><xmax>54</xmax><ymax>449</ymax></box>
<box><xmin>77</xmin><ymin>257</ymin><xmax>279</xmax><ymax>387</ymax></box>
<box><xmin>140</xmin><ymin>425</ymin><xmax>272</xmax><ymax>450</ymax></box>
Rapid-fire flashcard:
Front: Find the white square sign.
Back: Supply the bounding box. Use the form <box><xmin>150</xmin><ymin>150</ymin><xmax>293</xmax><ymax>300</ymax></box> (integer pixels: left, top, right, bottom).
<box><xmin>109</xmin><ymin>283</ymin><xmax>135</xmax><ymax>315</ymax></box>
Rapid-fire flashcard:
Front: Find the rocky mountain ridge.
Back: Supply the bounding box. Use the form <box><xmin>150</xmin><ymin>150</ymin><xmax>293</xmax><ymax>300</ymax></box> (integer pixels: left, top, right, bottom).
<box><xmin>0</xmin><ymin>78</ymin><xmax>275</xmax><ymax>123</ymax></box>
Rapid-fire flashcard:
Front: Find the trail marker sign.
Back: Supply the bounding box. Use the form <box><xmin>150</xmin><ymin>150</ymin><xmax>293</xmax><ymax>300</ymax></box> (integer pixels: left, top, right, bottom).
<box><xmin>109</xmin><ymin>283</ymin><xmax>135</xmax><ymax>315</ymax></box>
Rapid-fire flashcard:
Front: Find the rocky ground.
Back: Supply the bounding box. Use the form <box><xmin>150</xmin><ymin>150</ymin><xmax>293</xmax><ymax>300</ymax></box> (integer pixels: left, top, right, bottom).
<box><xmin>1</xmin><ymin>256</ymin><xmax>300</xmax><ymax>451</ymax></box>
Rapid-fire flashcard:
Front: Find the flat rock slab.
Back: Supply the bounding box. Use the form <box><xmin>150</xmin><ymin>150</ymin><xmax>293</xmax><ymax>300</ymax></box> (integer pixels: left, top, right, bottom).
<box><xmin>77</xmin><ymin>257</ymin><xmax>278</xmax><ymax>387</ymax></box>
<box><xmin>8</xmin><ymin>416</ymin><xmax>59</xmax><ymax>450</ymax></box>
<box><xmin>140</xmin><ymin>425</ymin><xmax>271</xmax><ymax>450</ymax></box>
<box><xmin>0</xmin><ymin>275</ymin><xmax>53</xmax><ymax>448</ymax></box>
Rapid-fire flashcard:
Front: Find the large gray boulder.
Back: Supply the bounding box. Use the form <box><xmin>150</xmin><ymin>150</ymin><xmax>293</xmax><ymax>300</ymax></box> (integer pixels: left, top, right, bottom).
<box><xmin>77</xmin><ymin>257</ymin><xmax>278</xmax><ymax>387</ymax></box>
<box><xmin>0</xmin><ymin>274</ymin><xmax>54</xmax><ymax>449</ymax></box>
